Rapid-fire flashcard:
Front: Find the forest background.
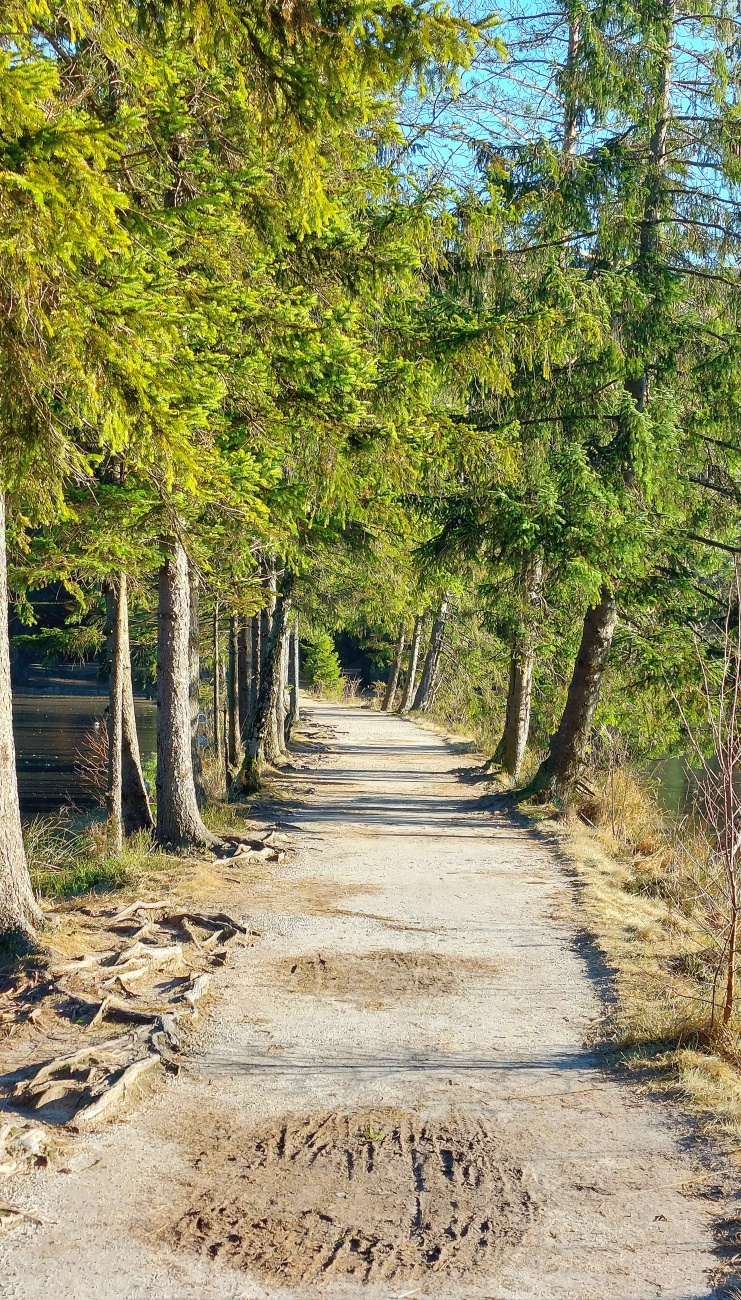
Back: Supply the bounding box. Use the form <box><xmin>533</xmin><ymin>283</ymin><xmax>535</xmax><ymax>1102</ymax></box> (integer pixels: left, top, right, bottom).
<box><xmin>4</xmin><ymin>0</ymin><xmax>741</xmax><ymax>1084</ymax></box>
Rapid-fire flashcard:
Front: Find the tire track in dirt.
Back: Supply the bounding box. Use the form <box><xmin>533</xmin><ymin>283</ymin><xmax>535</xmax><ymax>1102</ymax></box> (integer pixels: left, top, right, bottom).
<box><xmin>169</xmin><ymin>1107</ymin><xmax>535</xmax><ymax>1284</ymax></box>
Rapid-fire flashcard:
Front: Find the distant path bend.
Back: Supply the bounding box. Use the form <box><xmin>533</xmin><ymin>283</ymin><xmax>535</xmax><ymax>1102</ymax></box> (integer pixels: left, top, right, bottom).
<box><xmin>1</xmin><ymin>699</ymin><xmax>733</xmax><ymax>1300</ymax></box>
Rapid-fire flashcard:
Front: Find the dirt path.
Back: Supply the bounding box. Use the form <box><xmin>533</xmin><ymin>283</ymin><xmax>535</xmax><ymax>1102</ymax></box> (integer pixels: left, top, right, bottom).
<box><xmin>1</xmin><ymin>701</ymin><xmax>736</xmax><ymax>1298</ymax></box>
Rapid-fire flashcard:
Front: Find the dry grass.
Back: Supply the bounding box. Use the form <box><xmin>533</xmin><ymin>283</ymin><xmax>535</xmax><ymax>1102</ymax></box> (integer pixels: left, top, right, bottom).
<box><xmin>553</xmin><ymin>767</ymin><xmax>741</xmax><ymax>1141</ymax></box>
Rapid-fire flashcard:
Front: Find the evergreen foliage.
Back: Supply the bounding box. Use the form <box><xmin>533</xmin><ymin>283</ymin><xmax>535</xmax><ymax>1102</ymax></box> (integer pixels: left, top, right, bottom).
<box><xmin>2</xmin><ymin>0</ymin><xmax>741</xmax><ymax>935</ymax></box>
<box><xmin>304</xmin><ymin>633</ymin><xmax>343</xmax><ymax>692</ymax></box>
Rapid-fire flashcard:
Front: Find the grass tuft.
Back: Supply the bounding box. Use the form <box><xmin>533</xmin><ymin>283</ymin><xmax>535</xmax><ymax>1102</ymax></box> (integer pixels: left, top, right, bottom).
<box><xmin>24</xmin><ymin>813</ymin><xmax>167</xmax><ymax>902</ymax></box>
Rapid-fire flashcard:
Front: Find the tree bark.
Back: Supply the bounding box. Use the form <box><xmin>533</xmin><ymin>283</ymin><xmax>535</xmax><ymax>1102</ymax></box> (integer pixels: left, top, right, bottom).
<box><xmin>527</xmin><ymin>588</ymin><xmax>618</xmax><ymax>803</ymax></box>
<box><xmin>398</xmin><ymin>615</ymin><xmax>423</xmax><ymax>714</ymax></box>
<box><xmin>238</xmin><ymin>574</ymin><xmax>294</xmax><ymax>792</ymax></box>
<box><xmin>106</xmin><ymin>579</ymin><xmax>124</xmax><ymax>855</ymax></box>
<box><xmin>0</xmin><ymin>494</ymin><xmax>42</xmax><ymax>943</ymax></box>
<box><xmin>493</xmin><ymin>556</ymin><xmax>543</xmax><ymax>780</ymax></box>
<box><xmin>188</xmin><ymin>566</ymin><xmax>205</xmax><ymax>807</ymax></box>
<box><xmin>237</xmin><ymin>616</ymin><xmax>251</xmax><ymax>745</ymax></box>
<box><xmin>562</xmin><ymin>20</ymin><xmax>580</xmax><ymax>155</ymax></box>
<box><xmin>262</xmin><ymin>567</ymin><xmax>282</xmax><ymax>761</ymax></box>
<box><xmin>107</xmin><ymin>574</ymin><xmax>152</xmax><ymax>848</ymax></box>
<box><xmin>286</xmin><ymin>618</ymin><xmax>300</xmax><ymax>740</ymax></box>
<box><xmin>494</xmin><ymin>649</ymin><xmax>535</xmax><ymax>782</ymax></box>
<box><xmin>622</xmin><ymin>2</ymin><xmax>674</xmax><ymax>421</ymax></box>
<box><xmin>227</xmin><ymin>614</ymin><xmax>239</xmax><ymax>770</ymax></box>
<box><xmin>277</xmin><ymin>622</ymin><xmax>289</xmax><ymax>752</ymax></box>
<box><xmin>413</xmin><ymin>595</ymin><xmax>451</xmax><ymax>712</ymax></box>
<box><xmin>249</xmin><ymin>614</ymin><xmax>260</xmax><ymax>722</ymax></box>
<box><xmin>213</xmin><ymin>599</ymin><xmax>222</xmax><ymax>770</ymax></box>
<box><xmin>156</xmin><ymin>541</ymin><xmax>215</xmax><ymax>848</ymax></box>
<box><xmin>382</xmin><ymin>627</ymin><xmax>405</xmax><ymax>711</ymax></box>
<box><xmin>121</xmin><ymin>620</ymin><xmax>154</xmax><ymax>837</ymax></box>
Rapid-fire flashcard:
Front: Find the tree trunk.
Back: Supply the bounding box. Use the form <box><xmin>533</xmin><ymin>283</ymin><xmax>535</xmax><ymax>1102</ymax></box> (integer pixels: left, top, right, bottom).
<box><xmin>106</xmin><ymin>579</ymin><xmax>124</xmax><ymax>855</ymax></box>
<box><xmin>249</xmin><ymin>614</ymin><xmax>260</xmax><ymax>722</ymax></box>
<box><xmin>213</xmin><ymin>599</ymin><xmax>222</xmax><ymax>770</ymax></box>
<box><xmin>286</xmin><ymin>619</ymin><xmax>300</xmax><ymax>740</ymax></box>
<box><xmin>724</xmin><ymin>884</ymin><xmax>737</xmax><ymax>1027</ymax></box>
<box><xmin>562</xmin><ymin>20</ymin><xmax>580</xmax><ymax>155</ymax></box>
<box><xmin>494</xmin><ymin>649</ymin><xmax>535</xmax><ymax>782</ymax></box>
<box><xmin>277</xmin><ymin>623</ymin><xmax>289</xmax><ymax>752</ymax></box>
<box><xmin>413</xmin><ymin>595</ymin><xmax>451</xmax><ymax>712</ymax></box>
<box><xmin>227</xmin><ymin>614</ymin><xmax>239</xmax><ymax>770</ymax></box>
<box><xmin>398</xmin><ymin>615</ymin><xmax>423</xmax><ymax>714</ymax></box>
<box><xmin>112</xmin><ymin>574</ymin><xmax>151</xmax><ymax>837</ymax></box>
<box><xmin>382</xmin><ymin>627</ymin><xmax>405</xmax><ymax>711</ymax></box>
<box><xmin>527</xmin><ymin>588</ymin><xmax>618</xmax><ymax>803</ymax></box>
<box><xmin>261</xmin><ymin>567</ymin><xmax>281</xmax><ymax>761</ymax></box>
<box><xmin>0</xmin><ymin>494</ymin><xmax>42</xmax><ymax>943</ymax></box>
<box><xmin>238</xmin><ymin>575</ymin><xmax>294</xmax><ymax>792</ymax></box>
<box><xmin>493</xmin><ymin>556</ymin><xmax>543</xmax><ymax>780</ymax></box>
<box><xmin>237</xmin><ymin>616</ymin><xmax>251</xmax><ymax>745</ymax></box>
<box><xmin>156</xmin><ymin>542</ymin><xmax>215</xmax><ymax>848</ymax></box>
<box><xmin>188</xmin><ymin>566</ymin><xmax>205</xmax><ymax>807</ymax></box>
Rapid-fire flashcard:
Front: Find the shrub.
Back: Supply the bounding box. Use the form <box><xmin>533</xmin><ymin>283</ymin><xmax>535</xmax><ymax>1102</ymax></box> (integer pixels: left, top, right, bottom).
<box><xmin>304</xmin><ymin>632</ymin><xmax>343</xmax><ymax>691</ymax></box>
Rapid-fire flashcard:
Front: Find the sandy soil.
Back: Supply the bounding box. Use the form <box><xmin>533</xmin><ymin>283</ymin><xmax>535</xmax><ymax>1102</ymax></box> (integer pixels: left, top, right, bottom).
<box><xmin>1</xmin><ymin>700</ymin><xmax>738</xmax><ymax>1299</ymax></box>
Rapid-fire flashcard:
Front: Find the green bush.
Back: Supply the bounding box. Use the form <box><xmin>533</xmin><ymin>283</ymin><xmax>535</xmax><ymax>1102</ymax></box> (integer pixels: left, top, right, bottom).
<box><xmin>304</xmin><ymin>632</ymin><xmax>343</xmax><ymax>691</ymax></box>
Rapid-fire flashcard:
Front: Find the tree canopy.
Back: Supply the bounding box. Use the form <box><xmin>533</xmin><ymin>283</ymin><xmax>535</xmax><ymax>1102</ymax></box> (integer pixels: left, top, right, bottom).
<box><xmin>3</xmin><ymin>0</ymin><xmax>741</xmax><ymax>937</ymax></box>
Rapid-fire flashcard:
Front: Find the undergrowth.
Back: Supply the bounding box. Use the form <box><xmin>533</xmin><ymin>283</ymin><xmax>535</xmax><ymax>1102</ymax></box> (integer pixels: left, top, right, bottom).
<box><xmin>554</xmin><ymin>766</ymin><xmax>741</xmax><ymax>1141</ymax></box>
<box><xmin>24</xmin><ymin>813</ymin><xmax>170</xmax><ymax>901</ymax></box>
<box><xmin>23</xmin><ymin>792</ymin><xmax>247</xmax><ymax>907</ymax></box>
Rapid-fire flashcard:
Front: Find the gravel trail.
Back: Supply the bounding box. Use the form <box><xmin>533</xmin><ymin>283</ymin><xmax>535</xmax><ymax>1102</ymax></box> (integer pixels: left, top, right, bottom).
<box><xmin>1</xmin><ymin>700</ymin><xmax>735</xmax><ymax>1299</ymax></box>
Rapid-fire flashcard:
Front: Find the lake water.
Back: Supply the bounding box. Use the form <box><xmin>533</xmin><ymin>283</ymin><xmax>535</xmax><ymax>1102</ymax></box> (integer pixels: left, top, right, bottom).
<box><xmin>650</xmin><ymin>756</ymin><xmax>696</xmax><ymax>814</ymax></box>
<box><xmin>12</xmin><ymin>693</ymin><xmax>157</xmax><ymax>818</ymax></box>
<box><xmin>5</xmin><ymin>665</ymin><xmax>697</xmax><ymax>823</ymax></box>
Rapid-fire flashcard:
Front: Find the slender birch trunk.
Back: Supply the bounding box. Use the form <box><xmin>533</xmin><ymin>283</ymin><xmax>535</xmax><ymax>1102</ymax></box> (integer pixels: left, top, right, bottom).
<box><xmin>527</xmin><ymin>588</ymin><xmax>618</xmax><ymax>802</ymax></box>
<box><xmin>399</xmin><ymin>615</ymin><xmax>423</xmax><ymax>714</ymax></box>
<box><xmin>413</xmin><ymin>595</ymin><xmax>450</xmax><ymax>712</ymax></box>
<box><xmin>0</xmin><ymin>495</ymin><xmax>42</xmax><ymax>942</ymax></box>
<box><xmin>382</xmin><ymin>627</ymin><xmax>405</xmax><ymax>711</ymax></box>
<box><xmin>156</xmin><ymin>541</ymin><xmax>214</xmax><ymax>848</ymax></box>
<box><xmin>239</xmin><ymin>574</ymin><xmax>294</xmax><ymax>791</ymax></box>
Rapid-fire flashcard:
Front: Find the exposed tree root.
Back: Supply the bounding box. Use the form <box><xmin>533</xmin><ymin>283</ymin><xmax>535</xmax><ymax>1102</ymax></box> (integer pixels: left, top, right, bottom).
<box><xmin>183</xmin><ymin>974</ymin><xmax>210</xmax><ymax>1014</ymax></box>
<box><xmin>73</xmin><ymin>1054</ymin><xmax>161</xmax><ymax>1128</ymax></box>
